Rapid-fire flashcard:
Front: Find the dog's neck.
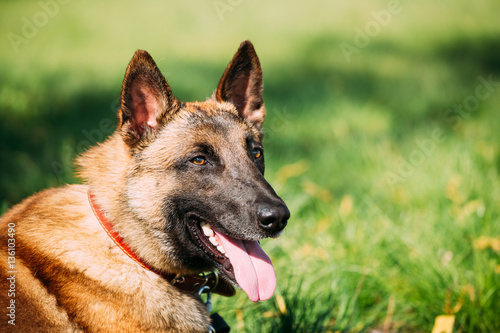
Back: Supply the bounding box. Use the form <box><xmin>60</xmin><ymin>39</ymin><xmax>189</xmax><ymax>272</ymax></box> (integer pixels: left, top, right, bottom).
<box><xmin>76</xmin><ymin>134</ymin><xmax>173</xmax><ymax>271</ymax></box>
<box><xmin>87</xmin><ymin>189</ymin><xmax>235</xmax><ymax>297</ymax></box>
<box><xmin>76</xmin><ymin>134</ymin><xmax>130</xmax><ymax>210</ymax></box>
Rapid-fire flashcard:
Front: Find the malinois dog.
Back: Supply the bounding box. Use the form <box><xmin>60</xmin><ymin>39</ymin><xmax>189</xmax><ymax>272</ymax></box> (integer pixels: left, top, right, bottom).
<box><xmin>0</xmin><ymin>40</ymin><xmax>289</xmax><ymax>332</ymax></box>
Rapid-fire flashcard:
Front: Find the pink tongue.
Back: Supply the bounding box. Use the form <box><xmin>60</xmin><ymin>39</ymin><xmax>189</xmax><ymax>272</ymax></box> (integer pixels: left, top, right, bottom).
<box><xmin>214</xmin><ymin>231</ymin><xmax>276</xmax><ymax>302</ymax></box>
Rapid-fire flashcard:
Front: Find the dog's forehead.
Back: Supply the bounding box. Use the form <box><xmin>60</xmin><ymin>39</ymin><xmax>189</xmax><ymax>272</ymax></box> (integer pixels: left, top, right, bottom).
<box><xmin>149</xmin><ymin>101</ymin><xmax>261</xmax><ymax>162</ymax></box>
<box><xmin>182</xmin><ymin>100</ymin><xmax>239</xmax><ymax>117</ymax></box>
<box><xmin>173</xmin><ymin>101</ymin><xmax>260</xmax><ymax>140</ymax></box>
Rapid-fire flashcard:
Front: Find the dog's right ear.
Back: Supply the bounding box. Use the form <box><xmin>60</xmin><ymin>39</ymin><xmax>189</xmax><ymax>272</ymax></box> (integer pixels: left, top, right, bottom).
<box><xmin>118</xmin><ymin>50</ymin><xmax>179</xmax><ymax>146</ymax></box>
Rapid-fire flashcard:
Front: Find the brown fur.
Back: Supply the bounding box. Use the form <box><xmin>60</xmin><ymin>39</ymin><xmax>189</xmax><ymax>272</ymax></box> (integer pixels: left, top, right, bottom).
<box><xmin>0</xmin><ymin>40</ymin><xmax>288</xmax><ymax>332</ymax></box>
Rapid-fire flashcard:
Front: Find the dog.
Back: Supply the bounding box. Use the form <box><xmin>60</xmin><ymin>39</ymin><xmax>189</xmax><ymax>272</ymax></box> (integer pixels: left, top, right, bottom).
<box><xmin>0</xmin><ymin>40</ymin><xmax>289</xmax><ymax>332</ymax></box>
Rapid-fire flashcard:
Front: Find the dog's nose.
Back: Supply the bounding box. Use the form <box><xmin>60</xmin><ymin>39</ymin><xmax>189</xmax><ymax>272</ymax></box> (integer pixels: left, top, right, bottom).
<box><xmin>257</xmin><ymin>203</ymin><xmax>290</xmax><ymax>234</ymax></box>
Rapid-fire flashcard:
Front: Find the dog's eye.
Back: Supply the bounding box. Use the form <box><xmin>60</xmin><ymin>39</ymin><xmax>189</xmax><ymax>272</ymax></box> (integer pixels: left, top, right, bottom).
<box><xmin>252</xmin><ymin>149</ymin><xmax>263</xmax><ymax>159</ymax></box>
<box><xmin>191</xmin><ymin>156</ymin><xmax>207</xmax><ymax>165</ymax></box>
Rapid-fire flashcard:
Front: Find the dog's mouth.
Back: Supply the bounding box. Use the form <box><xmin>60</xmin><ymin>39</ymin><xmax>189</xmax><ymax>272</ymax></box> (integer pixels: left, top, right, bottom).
<box><xmin>186</xmin><ymin>214</ymin><xmax>276</xmax><ymax>302</ymax></box>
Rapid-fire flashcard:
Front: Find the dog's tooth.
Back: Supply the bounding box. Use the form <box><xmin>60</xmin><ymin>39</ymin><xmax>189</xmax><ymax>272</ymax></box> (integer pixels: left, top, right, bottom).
<box><xmin>209</xmin><ymin>236</ymin><xmax>218</xmax><ymax>246</ymax></box>
<box><xmin>217</xmin><ymin>245</ymin><xmax>226</xmax><ymax>254</ymax></box>
<box><xmin>202</xmin><ymin>225</ymin><xmax>214</xmax><ymax>237</ymax></box>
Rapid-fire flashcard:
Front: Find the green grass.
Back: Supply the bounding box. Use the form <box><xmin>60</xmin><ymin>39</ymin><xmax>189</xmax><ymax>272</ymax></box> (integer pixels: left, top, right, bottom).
<box><xmin>1</xmin><ymin>0</ymin><xmax>499</xmax><ymax>332</ymax></box>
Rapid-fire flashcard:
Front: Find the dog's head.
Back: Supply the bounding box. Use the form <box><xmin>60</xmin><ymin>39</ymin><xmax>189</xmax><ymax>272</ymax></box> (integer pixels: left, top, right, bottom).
<box><xmin>116</xmin><ymin>41</ymin><xmax>289</xmax><ymax>302</ymax></box>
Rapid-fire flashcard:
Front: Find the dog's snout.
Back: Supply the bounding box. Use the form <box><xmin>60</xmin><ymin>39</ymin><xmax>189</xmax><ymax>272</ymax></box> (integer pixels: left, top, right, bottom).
<box><xmin>257</xmin><ymin>203</ymin><xmax>290</xmax><ymax>234</ymax></box>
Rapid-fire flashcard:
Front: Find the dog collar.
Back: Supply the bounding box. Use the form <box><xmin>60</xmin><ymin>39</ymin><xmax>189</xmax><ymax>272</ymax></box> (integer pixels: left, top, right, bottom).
<box><xmin>88</xmin><ymin>190</ymin><xmax>235</xmax><ymax>297</ymax></box>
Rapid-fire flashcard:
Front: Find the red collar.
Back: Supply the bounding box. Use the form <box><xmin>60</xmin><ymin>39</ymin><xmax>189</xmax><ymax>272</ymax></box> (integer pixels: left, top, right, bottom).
<box><xmin>88</xmin><ymin>190</ymin><xmax>235</xmax><ymax>297</ymax></box>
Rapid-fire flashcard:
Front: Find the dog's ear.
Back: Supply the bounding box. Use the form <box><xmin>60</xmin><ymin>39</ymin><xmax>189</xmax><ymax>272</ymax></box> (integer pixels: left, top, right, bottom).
<box><xmin>118</xmin><ymin>50</ymin><xmax>179</xmax><ymax>145</ymax></box>
<box><xmin>215</xmin><ymin>40</ymin><xmax>265</xmax><ymax>130</ymax></box>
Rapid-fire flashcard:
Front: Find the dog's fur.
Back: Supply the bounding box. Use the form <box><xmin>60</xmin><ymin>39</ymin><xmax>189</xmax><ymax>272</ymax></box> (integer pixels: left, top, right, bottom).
<box><xmin>0</xmin><ymin>41</ymin><xmax>289</xmax><ymax>332</ymax></box>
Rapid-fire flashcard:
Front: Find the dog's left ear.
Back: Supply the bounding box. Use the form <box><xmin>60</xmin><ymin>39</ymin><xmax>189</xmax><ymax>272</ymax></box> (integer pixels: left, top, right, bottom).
<box><xmin>118</xmin><ymin>50</ymin><xmax>179</xmax><ymax>146</ymax></box>
<box><xmin>215</xmin><ymin>40</ymin><xmax>265</xmax><ymax>130</ymax></box>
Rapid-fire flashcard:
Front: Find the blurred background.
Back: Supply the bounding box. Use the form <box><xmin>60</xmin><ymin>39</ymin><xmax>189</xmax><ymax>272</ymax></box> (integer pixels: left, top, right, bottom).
<box><xmin>1</xmin><ymin>0</ymin><xmax>499</xmax><ymax>332</ymax></box>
